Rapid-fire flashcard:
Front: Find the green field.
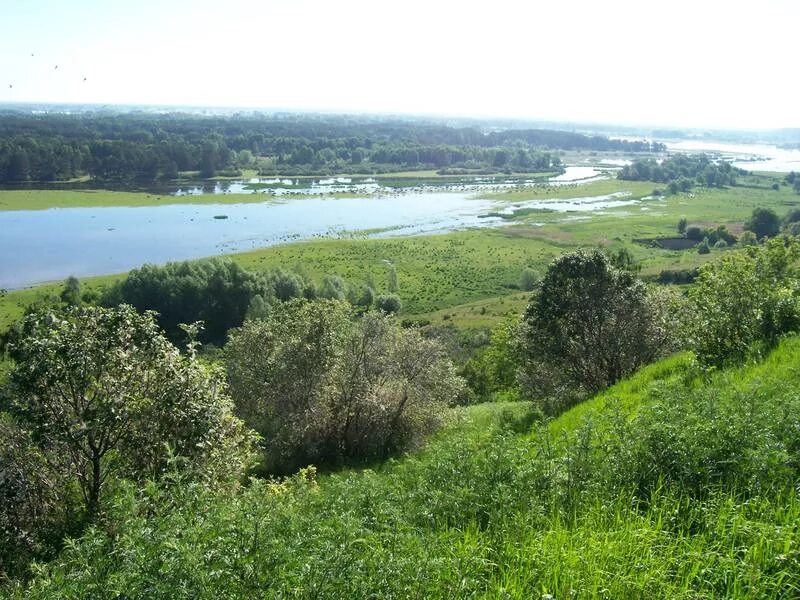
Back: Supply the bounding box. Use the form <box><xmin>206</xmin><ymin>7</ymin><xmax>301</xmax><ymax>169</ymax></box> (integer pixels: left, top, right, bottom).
<box><xmin>0</xmin><ymin>189</ymin><xmax>293</xmax><ymax>211</ymax></box>
<box><xmin>477</xmin><ymin>177</ymin><xmax>656</xmax><ymax>201</ymax></box>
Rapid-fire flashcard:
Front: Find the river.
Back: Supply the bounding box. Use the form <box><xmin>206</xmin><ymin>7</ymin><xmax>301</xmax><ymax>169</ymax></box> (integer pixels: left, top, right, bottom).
<box><xmin>0</xmin><ymin>167</ymin><xmax>636</xmax><ymax>289</ymax></box>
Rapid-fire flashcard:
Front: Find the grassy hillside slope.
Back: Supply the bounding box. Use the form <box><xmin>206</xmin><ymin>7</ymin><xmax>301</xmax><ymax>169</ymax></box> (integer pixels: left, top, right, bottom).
<box><xmin>11</xmin><ymin>337</ymin><xmax>800</xmax><ymax>598</ymax></box>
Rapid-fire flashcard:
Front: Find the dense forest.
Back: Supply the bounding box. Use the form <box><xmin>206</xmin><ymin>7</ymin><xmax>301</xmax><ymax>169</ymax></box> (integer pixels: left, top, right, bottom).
<box><xmin>0</xmin><ymin>112</ymin><xmax>665</xmax><ymax>182</ymax></box>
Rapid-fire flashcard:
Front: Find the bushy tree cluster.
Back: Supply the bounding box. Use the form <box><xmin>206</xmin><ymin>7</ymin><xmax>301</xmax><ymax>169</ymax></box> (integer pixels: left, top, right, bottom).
<box><xmin>103</xmin><ymin>258</ymin><xmax>385</xmax><ymax>346</ymax></box>
<box><xmin>786</xmin><ymin>171</ymin><xmax>800</xmax><ymax>194</ymax></box>
<box><xmin>684</xmin><ymin>224</ymin><xmax>737</xmax><ymax>245</ymax></box>
<box><xmin>226</xmin><ymin>300</ymin><xmax>464</xmax><ymax>473</ymax></box>
<box><xmin>618</xmin><ymin>153</ymin><xmax>741</xmax><ymax>192</ymax></box>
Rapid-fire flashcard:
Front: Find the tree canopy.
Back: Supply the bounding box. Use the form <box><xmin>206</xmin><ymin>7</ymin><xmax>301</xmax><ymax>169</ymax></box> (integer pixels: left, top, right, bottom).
<box><xmin>0</xmin><ymin>111</ymin><xmax>662</xmax><ymax>182</ymax></box>
<box><xmin>517</xmin><ymin>249</ymin><xmax>678</xmax><ymax>413</ymax></box>
<box><xmin>4</xmin><ymin>305</ymin><xmax>254</xmax><ymax>516</ymax></box>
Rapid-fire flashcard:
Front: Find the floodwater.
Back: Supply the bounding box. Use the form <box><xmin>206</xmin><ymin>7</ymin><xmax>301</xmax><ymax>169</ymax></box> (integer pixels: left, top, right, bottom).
<box><xmin>664</xmin><ymin>140</ymin><xmax>800</xmax><ymax>173</ymax></box>
<box><xmin>169</xmin><ymin>166</ymin><xmax>603</xmax><ymax>197</ymax></box>
<box><xmin>1</xmin><ymin>167</ymin><xmax>627</xmax><ymax>289</ymax></box>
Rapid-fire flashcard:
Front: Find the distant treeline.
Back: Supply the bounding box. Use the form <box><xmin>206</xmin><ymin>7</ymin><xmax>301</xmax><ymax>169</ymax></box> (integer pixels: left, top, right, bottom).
<box><xmin>618</xmin><ymin>153</ymin><xmax>742</xmax><ymax>192</ymax></box>
<box><xmin>0</xmin><ymin>112</ymin><xmax>664</xmax><ymax>183</ymax></box>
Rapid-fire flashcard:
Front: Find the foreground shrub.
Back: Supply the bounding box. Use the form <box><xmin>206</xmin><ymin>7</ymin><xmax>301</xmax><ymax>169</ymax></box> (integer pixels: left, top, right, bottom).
<box><xmin>4</xmin><ymin>305</ymin><xmax>255</xmax><ymax>517</ymax></box>
<box><xmin>226</xmin><ymin>300</ymin><xmax>464</xmax><ymax>473</ymax></box>
<box><xmin>687</xmin><ymin>236</ymin><xmax>800</xmax><ymax>368</ymax></box>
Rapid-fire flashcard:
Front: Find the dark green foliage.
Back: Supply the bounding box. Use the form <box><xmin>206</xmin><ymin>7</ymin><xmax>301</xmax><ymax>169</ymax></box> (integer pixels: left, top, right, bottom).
<box><xmin>519</xmin><ymin>267</ymin><xmax>540</xmax><ymax>291</ymax></box>
<box><xmin>387</xmin><ymin>264</ymin><xmax>399</xmax><ymax>293</ymax></box>
<box><xmin>786</xmin><ymin>171</ymin><xmax>798</xmax><ymax>193</ymax></box>
<box><xmin>744</xmin><ymin>207</ymin><xmax>781</xmax><ymax>239</ymax></box>
<box><xmin>657</xmin><ymin>267</ymin><xmax>699</xmax><ymax>284</ymax></box>
<box><xmin>787</xmin><ymin>222</ymin><xmax>800</xmax><ymax>237</ymax></box>
<box><xmin>354</xmin><ymin>284</ymin><xmax>375</xmax><ymax>309</ymax></box>
<box><xmin>739</xmin><ymin>230</ymin><xmax>759</xmax><ymax>246</ymax></box>
<box><xmin>226</xmin><ymin>300</ymin><xmax>463</xmax><ymax>474</ymax></box>
<box><xmin>685</xmin><ymin>223</ymin><xmax>736</xmax><ymax>245</ymax></box>
<box><xmin>677</xmin><ymin>217</ymin><xmax>687</xmax><ymax>234</ymax></box>
<box><xmin>517</xmin><ymin>249</ymin><xmax>679</xmax><ymax>413</ymax></box>
<box><xmin>784</xmin><ymin>208</ymin><xmax>800</xmax><ymax>224</ymax></box>
<box><xmin>58</xmin><ymin>276</ymin><xmax>81</xmax><ymax>307</ymax></box>
<box><xmin>605</xmin><ymin>245</ymin><xmax>641</xmax><ymax>273</ymax></box>
<box><xmin>697</xmin><ymin>238</ymin><xmax>711</xmax><ymax>254</ymax></box>
<box><xmin>685</xmin><ymin>226</ymin><xmax>704</xmax><ymax>241</ymax></box>
<box><xmin>319</xmin><ymin>274</ymin><xmax>346</xmax><ymax>300</ymax></box>
<box><xmin>105</xmin><ymin>258</ymin><xmax>274</xmax><ymax>346</ymax></box>
<box><xmin>376</xmin><ymin>293</ymin><xmax>402</xmax><ymax>314</ymax></box>
<box><xmin>0</xmin><ymin>414</ymin><xmax>74</xmax><ymax>579</ymax></box>
<box><xmin>244</xmin><ymin>294</ymin><xmax>270</xmax><ymax>322</ymax></box>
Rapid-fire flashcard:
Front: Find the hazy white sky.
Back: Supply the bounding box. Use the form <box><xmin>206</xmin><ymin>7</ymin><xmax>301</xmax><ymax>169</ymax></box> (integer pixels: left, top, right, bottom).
<box><xmin>1</xmin><ymin>0</ymin><xmax>798</xmax><ymax>128</ymax></box>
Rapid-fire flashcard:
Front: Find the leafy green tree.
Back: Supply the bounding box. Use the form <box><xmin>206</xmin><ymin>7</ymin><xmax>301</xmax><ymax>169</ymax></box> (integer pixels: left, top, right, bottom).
<box><xmin>519</xmin><ymin>267</ymin><xmax>540</xmax><ymax>291</ymax></box>
<box><xmin>6</xmin><ymin>305</ymin><xmax>255</xmax><ymax>515</ymax></box>
<box><xmin>226</xmin><ymin>300</ymin><xmax>463</xmax><ymax>473</ymax></box>
<box><xmin>697</xmin><ymin>238</ymin><xmax>711</xmax><ymax>254</ymax></box>
<box><xmin>517</xmin><ymin>249</ymin><xmax>679</xmax><ymax>413</ymax></box>
<box><xmin>606</xmin><ymin>246</ymin><xmax>641</xmax><ymax>273</ymax></box>
<box><xmin>376</xmin><ymin>294</ymin><xmax>402</xmax><ymax>314</ymax></box>
<box><xmin>387</xmin><ymin>264</ymin><xmax>399</xmax><ymax>293</ymax></box>
<box><xmin>320</xmin><ymin>275</ymin><xmax>347</xmax><ymax>300</ymax></box>
<box><xmin>685</xmin><ymin>226</ymin><xmax>704</xmax><ymax>241</ymax></box>
<box><xmin>745</xmin><ymin>207</ymin><xmax>781</xmax><ymax>239</ymax></box>
<box><xmin>739</xmin><ymin>230</ymin><xmax>758</xmax><ymax>246</ymax></box>
<box><xmin>783</xmin><ymin>208</ymin><xmax>800</xmax><ymax>226</ymax></box>
<box><xmin>269</xmin><ymin>268</ymin><xmax>304</xmax><ymax>301</ymax></box>
<box><xmin>461</xmin><ymin>318</ymin><xmax>521</xmax><ymax>402</ymax></box>
<box><xmin>245</xmin><ymin>294</ymin><xmax>270</xmax><ymax>321</ymax></box>
<box><xmin>348</xmin><ymin>284</ymin><xmax>375</xmax><ymax>309</ymax></box>
<box><xmin>59</xmin><ymin>276</ymin><xmax>82</xmax><ymax>307</ymax></box>
<box><xmin>677</xmin><ymin>218</ymin><xmax>688</xmax><ymax>235</ymax></box>
<box><xmin>687</xmin><ymin>238</ymin><xmax>800</xmax><ymax>368</ymax></box>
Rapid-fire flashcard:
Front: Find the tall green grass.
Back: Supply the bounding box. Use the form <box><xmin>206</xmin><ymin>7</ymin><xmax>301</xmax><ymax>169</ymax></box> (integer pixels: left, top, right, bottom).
<box><xmin>9</xmin><ymin>338</ymin><xmax>800</xmax><ymax>598</ymax></box>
